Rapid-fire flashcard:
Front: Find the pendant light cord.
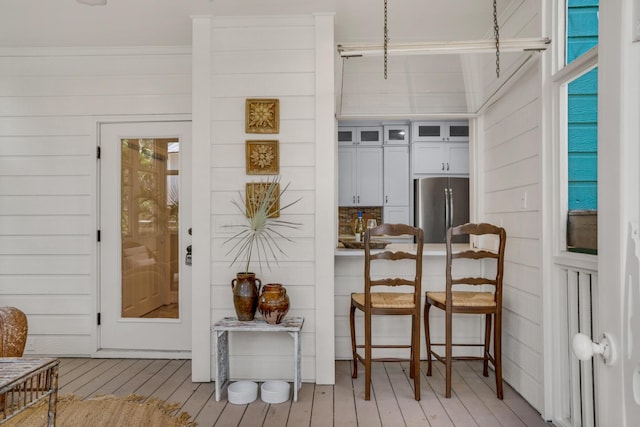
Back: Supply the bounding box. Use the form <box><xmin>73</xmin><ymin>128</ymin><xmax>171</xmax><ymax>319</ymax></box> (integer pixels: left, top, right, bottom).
<box><xmin>493</xmin><ymin>0</ymin><xmax>500</xmax><ymax>78</ymax></box>
<box><xmin>384</xmin><ymin>0</ymin><xmax>388</xmax><ymax>79</ymax></box>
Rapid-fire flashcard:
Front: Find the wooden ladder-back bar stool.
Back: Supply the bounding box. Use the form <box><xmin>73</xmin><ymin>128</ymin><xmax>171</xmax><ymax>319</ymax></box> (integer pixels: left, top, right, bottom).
<box><xmin>350</xmin><ymin>223</ymin><xmax>424</xmax><ymax>400</ymax></box>
<box><xmin>424</xmin><ymin>222</ymin><xmax>507</xmax><ymax>399</ymax></box>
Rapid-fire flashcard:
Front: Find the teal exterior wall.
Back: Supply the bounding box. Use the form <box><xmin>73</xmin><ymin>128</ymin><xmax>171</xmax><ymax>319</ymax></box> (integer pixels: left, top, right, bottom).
<box><xmin>567</xmin><ymin>0</ymin><xmax>598</xmax><ymax>210</ymax></box>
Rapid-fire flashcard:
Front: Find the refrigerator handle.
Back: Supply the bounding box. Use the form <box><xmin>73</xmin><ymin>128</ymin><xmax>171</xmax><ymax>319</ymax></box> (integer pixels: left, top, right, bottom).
<box><xmin>444</xmin><ymin>188</ymin><xmax>450</xmax><ymax>235</ymax></box>
<box><xmin>449</xmin><ymin>187</ymin><xmax>454</xmax><ymax>229</ymax></box>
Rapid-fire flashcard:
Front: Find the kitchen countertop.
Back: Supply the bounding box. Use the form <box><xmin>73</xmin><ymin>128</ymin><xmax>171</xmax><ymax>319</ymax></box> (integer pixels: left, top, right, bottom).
<box><xmin>335</xmin><ymin>242</ymin><xmax>472</xmax><ymax>257</ymax></box>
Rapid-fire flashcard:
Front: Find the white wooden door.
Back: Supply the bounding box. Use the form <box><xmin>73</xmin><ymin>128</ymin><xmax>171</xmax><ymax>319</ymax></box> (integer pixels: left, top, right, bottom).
<box><xmin>99</xmin><ymin>121</ymin><xmax>192</xmax><ymax>352</ymax></box>
<box><xmin>594</xmin><ymin>2</ymin><xmax>639</xmax><ymax>425</ymax></box>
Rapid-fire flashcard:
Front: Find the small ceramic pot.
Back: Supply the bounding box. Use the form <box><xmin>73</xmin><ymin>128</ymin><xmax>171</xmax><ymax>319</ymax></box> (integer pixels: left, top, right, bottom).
<box><xmin>258</xmin><ymin>283</ymin><xmax>290</xmax><ymax>324</ymax></box>
<box><xmin>231</xmin><ymin>272</ymin><xmax>262</xmax><ymax>321</ymax></box>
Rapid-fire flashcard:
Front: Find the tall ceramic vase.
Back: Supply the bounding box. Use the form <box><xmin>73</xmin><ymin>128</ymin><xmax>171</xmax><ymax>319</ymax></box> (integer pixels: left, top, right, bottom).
<box><xmin>258</xmin><ymin>283</ymin><xmax>290</xmax><ymax>325</ymax></box>
<box><xmin>231</xmin><ymin>272</ymin><xmax>262</xmax><ymax>321</ymax></box>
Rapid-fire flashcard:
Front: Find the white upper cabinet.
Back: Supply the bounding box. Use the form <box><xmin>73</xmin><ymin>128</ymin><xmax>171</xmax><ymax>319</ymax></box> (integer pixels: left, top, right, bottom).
<box><xmin>338</xmin><ymin>126</ymin><xmax>383</xmax><ymax>146</ymax></box>
<box><xmin>411</xmin><ymin>120</ymin><xmax>469</xmax><ymax>175</ymax></box>
<box><xmin>338</xmin><ymin>146</ymin><xmax>383</xmax><ymax>206</ymax></box>
<box><xmin>412</xmin><ymin>141</ymin><xmax>468</xmax><ymax>175</ymax></box>
<box><xmin>446</xmin><ymin>143</ymin><xmax>470</xmax><ymax>174</ymax></box>
<box><xmin>411</xmin><ymin>121</ymin><xmax>469</xmax><ymax>142</ymax></box>
<box><xmin>383</xmin><ymin>125</ymin><xmax>410</xmax><ymax>145</ymax></box>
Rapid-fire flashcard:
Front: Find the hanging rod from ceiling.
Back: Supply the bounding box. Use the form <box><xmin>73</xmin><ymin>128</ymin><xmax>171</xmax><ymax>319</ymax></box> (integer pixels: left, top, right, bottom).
<box><xmin>337</xmin><ymin>37</ymin><xmax>550</xmax><ymax>57</ymax></box>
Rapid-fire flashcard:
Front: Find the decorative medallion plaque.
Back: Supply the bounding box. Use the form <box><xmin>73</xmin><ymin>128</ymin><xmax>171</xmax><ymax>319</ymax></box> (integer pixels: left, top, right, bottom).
<box><xmin>245</xmin><ymin>182</ymin><xmax>280</xmax><ymax>218</ymax></box>
<box><xmin>246</xmin><ymin>140</ymin><xmax>279</xmax><ymax>175</ymax></box>
<box><xmin>245</xmin><ymin>98</ymin><xmax>279</xmax><ymax>134</ymax></box>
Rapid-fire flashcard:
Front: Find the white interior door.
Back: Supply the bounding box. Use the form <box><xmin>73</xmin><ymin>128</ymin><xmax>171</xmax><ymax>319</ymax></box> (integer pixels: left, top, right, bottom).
<box><xmin>593</xmin><ymin>2</ymin><xmax>640</xmax><ymax>425</ymax></box>
<box><xmin>99</xmin><ymin>121</ymin><xmax>191</xmax><ymax>352</ymax></box>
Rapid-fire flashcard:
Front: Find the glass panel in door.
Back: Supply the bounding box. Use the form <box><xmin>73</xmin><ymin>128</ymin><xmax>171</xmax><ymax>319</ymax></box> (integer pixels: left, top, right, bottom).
<box><xmin>121</xmin><ymin>138</ymin><xmax>180</xmax><ymax>319</ymax></box>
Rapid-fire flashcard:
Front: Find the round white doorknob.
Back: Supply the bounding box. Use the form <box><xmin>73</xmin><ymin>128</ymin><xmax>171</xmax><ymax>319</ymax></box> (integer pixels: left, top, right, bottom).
<box><xmin>572</xmin><ymin>332</ymin><xmax>617</xmax><ymax>366</ymax></box>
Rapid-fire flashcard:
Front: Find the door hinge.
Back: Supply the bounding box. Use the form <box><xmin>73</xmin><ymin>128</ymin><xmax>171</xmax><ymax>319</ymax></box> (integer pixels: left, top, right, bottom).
<box><xmin>96</xmin><ymin>146</ymin><xmax>101</xmax><ymax>159</ymax></box>
<box><xmin>97</xmin><ymin>312</ymin><xmax>101</xmax><ymax>325</ymax></box>
<box><xmin>97</xmin><ymin>230</ymin><xmax>101</xmax><ymax>242</ymax></box>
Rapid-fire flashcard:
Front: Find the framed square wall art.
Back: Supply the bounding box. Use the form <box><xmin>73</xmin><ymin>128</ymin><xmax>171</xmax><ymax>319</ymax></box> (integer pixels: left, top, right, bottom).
<box><xmin>245</xmin><ymin>182</ymin><xmax>280</xmax><ymax>218</ymax></box>
<box><xmin>246</xmin><ymin>140</ymin><xmax>279</xmax><ymax>175</ymax></box>
<box><xmin>245</xmin><ymin>98</ymin><xmax>279</xmax><ymax>134</ymax></box>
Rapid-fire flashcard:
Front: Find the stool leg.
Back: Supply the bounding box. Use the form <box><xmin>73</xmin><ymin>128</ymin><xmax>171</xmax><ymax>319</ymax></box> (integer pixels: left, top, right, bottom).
<box><xmin>424</xmin><ymin>302</ymin><xmax>432</xmax><ymax>376</ymax></box>
<box><xmin>483</xmin><ymin>313</ymin><xmax>491</xmax><ymax>377</ymax></box>
<box><xmin>364</xmin><ymin>310</ymin><xmax>372</xmax><ymax>400</ymax></box>
<box><xmin>350</xmin><ymin>300</ymin><xmax>358</xmax><ymax>379</ymax></box>
<box><xmin>47</xmin><ymin>364</ymin><xmax>59</xmax><ymax>427</ymax></box>
<box><xmin>445</xmin><ymin>308</ymin><xmax>452</xmax><ymax>398</ymax></box>
<box><xmin>215</xmin><ymin>331</ymin><xmax>229</xmax><ymax>401</ymax></box>
<box><xmin>495</xmin><ymin>311</ymin><xmax>504</xmax><ymax>399</ymax></box>
<box><xmin>413</xmin><ymin>311</ymin><xmax>420</xmax><ymax>400</ymax></box>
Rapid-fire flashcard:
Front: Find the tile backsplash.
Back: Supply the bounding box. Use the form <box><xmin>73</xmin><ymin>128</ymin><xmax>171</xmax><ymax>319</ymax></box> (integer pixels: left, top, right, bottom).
<box><xmin>338</xmin><ymin>206</ymin><xmax>383</xmax><ymax>236</ymax></box>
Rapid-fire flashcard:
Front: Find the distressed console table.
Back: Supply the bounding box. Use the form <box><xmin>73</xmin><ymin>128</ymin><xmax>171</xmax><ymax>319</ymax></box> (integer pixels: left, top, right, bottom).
<box><xmin>212</xmin><ymin>316</ymin><xmax>304</xmax><ymax>402</ymax></box>
<box><xmin>0</xmin><ymin>357</ymin><xmax>59</xmax><ymax>426</ymax></box>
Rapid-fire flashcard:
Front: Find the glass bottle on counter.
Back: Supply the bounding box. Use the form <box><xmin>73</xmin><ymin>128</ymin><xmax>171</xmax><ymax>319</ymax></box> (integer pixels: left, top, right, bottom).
<box><xmin>354</xmin><ymin>211</ymin><xmax>365</xmax><ymax>242</ymax></box>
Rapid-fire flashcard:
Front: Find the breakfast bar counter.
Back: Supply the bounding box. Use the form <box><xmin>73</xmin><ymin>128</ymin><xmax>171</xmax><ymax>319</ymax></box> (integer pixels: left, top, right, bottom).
<box><xmin>335</xmin><ymin>242</ymin><xmax>471</xmax><ymax>257</ymax></box>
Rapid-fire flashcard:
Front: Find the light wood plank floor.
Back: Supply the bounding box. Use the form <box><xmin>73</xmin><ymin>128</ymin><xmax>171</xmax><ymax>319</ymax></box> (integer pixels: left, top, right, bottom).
<box><xmin>55</xmin><ymin>358</ymin><xmax>552</xmax><ymax>426</ymax></box>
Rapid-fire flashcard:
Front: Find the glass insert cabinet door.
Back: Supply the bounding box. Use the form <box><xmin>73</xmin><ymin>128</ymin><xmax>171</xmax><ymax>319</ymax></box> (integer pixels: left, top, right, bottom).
<box><xmin>120</xmin><ymin>138</ymin><xmax>180</xmax><ymax>319</ymax></box>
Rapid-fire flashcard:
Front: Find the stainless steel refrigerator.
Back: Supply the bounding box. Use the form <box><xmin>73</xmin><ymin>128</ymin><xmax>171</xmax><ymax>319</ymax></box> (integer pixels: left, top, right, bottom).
<box><xmin>414</xmin><ymin>177</ymin><xmax>469</xmax><ymax>243</ymax></box>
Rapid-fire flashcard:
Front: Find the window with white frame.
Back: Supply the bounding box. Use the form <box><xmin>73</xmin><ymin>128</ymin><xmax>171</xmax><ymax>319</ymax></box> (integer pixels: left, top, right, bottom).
<box><xmin>565</xmin><ymin>0</ymin><xmax>598</xmax><ymax>254</ymax></box>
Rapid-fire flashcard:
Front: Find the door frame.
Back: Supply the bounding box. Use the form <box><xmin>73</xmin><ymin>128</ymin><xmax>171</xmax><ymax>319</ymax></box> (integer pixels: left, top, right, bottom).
<box><xmin>90</xmin><ymin>114</ymin><xmax>193</xmax><ymax>359</ymax></box>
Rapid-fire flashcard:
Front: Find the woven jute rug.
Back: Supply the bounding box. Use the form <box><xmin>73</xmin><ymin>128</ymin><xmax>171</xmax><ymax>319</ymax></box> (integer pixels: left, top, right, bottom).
<box><xmin>3</xmin><ymin>394</ymin><xmax>196</xmax><ymax>426</ymax></box>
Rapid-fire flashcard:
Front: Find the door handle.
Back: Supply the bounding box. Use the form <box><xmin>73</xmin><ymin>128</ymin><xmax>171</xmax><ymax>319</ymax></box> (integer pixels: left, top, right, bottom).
<box><xmin>446</xmin><ymin>163</ymin><xmax>450</xmax><ymax>171</ymax></box>
<box><xmin>185</xmin><ymin>245</ymin><xmax>192</xmax><ymax>266</ymax></box>
<box><xmin>572</xmin><ymin>332</ymin><xmax>617</xmax><ymax>365</ymax></box>
<box><xmin>441</xmin><ymin>163</ymin><xmax>445</xmax><ymax>171</ymax></box>
<box><xmin>444</xmin><ymin>188</ymin><xmax>450</xmax><ymax>234</ymax></box>
<box><xmin>449</xmin><ymin>188</ymin><xmax>454</xmax><ymax>228</ymax></box>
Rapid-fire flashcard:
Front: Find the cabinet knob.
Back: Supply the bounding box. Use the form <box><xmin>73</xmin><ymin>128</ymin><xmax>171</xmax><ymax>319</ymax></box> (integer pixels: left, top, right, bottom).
<box><xmin>385</xmin><ymin>195</ymin><xmax>388</xmax><ymax>203</ymax></box>
<box><xmin>353</xmin><ymin>196</ymin><xmax>356</xmax><ymax>203</ymax></box>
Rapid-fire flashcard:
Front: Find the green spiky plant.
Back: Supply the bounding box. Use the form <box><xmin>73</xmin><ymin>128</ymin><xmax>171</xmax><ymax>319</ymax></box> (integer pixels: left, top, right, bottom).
<box><xmin>224</xmin><ymin>176</ymin><xmax>301</xmax><ymax>274</ymax></box>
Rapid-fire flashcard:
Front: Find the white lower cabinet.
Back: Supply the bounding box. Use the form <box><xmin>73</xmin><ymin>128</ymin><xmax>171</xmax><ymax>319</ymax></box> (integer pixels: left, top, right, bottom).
<box><xmin>383</xmin><ymin>206</ymin><xmax>410</xmax><ymax>225</ymax></box>
<box><xmin>338</xmin><ymin>146</ymin><xmax>383</xmax><ymax>207</ymax></box>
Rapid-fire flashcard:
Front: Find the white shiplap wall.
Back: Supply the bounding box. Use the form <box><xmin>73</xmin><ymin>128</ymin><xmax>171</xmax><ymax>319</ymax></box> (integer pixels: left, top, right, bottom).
<box><xmin>478</xmin><ymin>1</ymin><xmax>544</xmax><ymax>411</ymax></box>
<box><xmin>207</xmin><ymin>16</ymin><xmax>320</xmax><ymax>382</ymax></box>
<box><xmin>0</xmin><ymin>48</ymin><xmax>192</xmax><ymax>354</ymax></box>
